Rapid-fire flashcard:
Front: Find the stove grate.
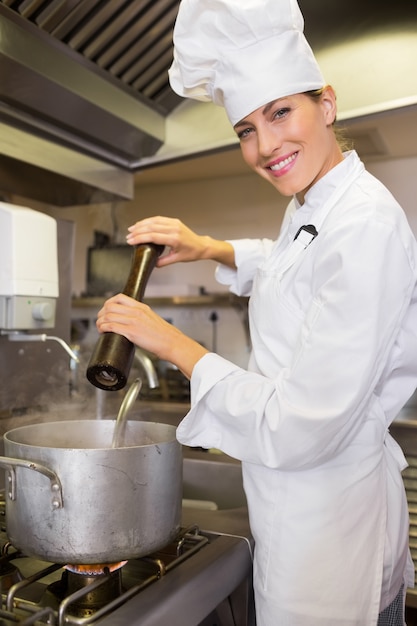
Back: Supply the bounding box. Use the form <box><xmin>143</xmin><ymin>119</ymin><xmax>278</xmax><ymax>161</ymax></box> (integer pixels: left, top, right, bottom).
<box><xmin>0</xmin><ymin>526</ymin><xmax>209</xmax><ymax>626</ymax></box>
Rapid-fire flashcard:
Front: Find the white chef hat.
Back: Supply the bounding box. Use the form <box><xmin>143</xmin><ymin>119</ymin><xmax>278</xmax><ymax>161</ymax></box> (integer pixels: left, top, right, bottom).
<box><xmin>168</xmin><ymin>0</ymin><xmax>325</xmax><ymax>126</ymax></box>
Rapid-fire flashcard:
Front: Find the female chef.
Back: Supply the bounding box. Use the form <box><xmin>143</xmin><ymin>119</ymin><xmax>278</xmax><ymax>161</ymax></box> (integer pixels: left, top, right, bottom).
<box><xmin>96</xmin><ymin>0</ymin><xmax>417</xmax><ymax>624</ymax></box>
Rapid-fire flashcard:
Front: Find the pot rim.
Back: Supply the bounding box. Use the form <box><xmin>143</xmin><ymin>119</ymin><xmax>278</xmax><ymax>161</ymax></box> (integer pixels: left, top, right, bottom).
<box><xmin>3</xmin><ymin>419</ymin><xmax>179</xmax><ymax>451</ymax></box>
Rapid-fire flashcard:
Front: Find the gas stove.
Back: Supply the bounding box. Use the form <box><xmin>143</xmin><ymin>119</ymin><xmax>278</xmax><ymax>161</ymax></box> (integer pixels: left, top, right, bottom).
<box><xmin>0</xmin><ymin>497</ymin><xmax>254</xmax><ymax>626</ymax></box>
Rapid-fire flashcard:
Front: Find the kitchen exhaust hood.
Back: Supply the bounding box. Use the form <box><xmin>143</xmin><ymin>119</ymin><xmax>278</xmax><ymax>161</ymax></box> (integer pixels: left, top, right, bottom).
<box><xmin>0</xmin><ymin>0</ymin><xmax>183</xmax><ymax>206</ymax></box>
<box><xmin>1</xmin><ymin>0</ymin><xmax>417</xmax><ymax>206</ymax></box>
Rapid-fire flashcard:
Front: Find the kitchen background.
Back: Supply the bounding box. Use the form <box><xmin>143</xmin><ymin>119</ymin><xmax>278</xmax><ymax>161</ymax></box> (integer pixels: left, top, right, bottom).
<box><xmin>1</xmin><ymin>0</ymin><xmax>417</xmax><ymax>404</ymax></box>
<box><xmin>4</xmin><ymin>138</ymin><xmax>417</xmax><ymax>391</ymax></box>
<box><xmin>0</xmin><ymin>0</ymin><xmax>416</xmax><ymax>432</ymax></box>
<box><xmin>0</xmin><ymin>1</ymin><xmax>417</xmax><ymax>624</ymax></box>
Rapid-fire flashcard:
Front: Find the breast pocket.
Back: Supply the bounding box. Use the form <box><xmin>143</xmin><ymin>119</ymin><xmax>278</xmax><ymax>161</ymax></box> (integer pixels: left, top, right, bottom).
<box><xmin>249</xmin><ymin>266</ymin><xmax>314</xmax><ymax>374</ymax></box>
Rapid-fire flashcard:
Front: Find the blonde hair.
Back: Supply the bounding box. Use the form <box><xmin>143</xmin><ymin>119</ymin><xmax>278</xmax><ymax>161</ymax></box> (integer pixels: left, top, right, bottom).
<box><xmin>305</xmin><ymin>87</ymin><xmax>353</xmax><ymax>153</ymax></box>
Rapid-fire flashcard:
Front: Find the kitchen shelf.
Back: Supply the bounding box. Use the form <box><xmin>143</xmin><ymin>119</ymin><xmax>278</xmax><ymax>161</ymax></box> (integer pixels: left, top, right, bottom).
<box><xmin>72</xmin><ymin>294</ymin><xmax>248</xmax><ymax>309</ymax></box>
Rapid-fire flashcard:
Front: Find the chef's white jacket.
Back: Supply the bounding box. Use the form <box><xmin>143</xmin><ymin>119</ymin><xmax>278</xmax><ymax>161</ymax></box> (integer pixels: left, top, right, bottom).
<box><xmin>176</xmin><ymin>151</ymin><xmax>417</xmax><ymax>625</ymax></box>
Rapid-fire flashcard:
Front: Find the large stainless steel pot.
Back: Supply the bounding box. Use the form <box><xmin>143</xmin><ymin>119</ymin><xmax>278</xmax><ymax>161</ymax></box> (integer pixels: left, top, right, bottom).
<box><xmin>0</xmin><ymin>420</ymin><xmax>182</xmax><ymax>564</ymax></box>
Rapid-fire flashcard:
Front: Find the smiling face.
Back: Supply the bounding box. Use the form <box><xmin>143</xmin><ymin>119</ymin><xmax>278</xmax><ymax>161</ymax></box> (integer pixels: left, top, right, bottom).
<box><xmin>234</xmin><ymin>86</ymin><xmax>343</xmax><ymax>203</ymax></box>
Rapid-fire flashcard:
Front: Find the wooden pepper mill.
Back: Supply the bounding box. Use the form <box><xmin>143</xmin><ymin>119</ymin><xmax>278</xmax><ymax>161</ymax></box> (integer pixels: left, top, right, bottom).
<box><xmin>86</xmin><ymin>243</ymin><xmax>164</xmax><ymax>391</ymax></box>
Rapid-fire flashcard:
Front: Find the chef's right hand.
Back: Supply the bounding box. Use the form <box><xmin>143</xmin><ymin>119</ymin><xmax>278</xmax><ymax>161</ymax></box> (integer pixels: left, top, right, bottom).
<box><xmin>97</xmin><ymin>293</ymin><xmax>209</xmax><ymax>378</ymax></box>
<box><xmin>126</xmin><ymin>216</ymin><xmax>236</xmax><ymax>269</ymax></box>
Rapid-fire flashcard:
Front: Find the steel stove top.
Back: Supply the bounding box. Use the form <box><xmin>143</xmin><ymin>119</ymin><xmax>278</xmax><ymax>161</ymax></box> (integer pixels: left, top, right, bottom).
<box><xmin>0</xmin><ymin>501</ymin><xmax>254</xmax><ymax>626</ymax></box>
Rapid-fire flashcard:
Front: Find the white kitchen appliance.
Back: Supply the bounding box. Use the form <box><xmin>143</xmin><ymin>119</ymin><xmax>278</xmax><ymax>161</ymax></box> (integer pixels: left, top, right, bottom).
<box><xmin>0</xmin><ymin>201</ymin><xmax>58</xmax><ymax>330</ymax></box>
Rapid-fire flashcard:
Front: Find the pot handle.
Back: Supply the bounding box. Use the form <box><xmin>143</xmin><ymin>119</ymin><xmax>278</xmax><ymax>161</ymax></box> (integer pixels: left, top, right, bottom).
<box><xmin>0</xmin><ymin>456</ymin><xmax>63</xmax><ymax>510</ymax></box>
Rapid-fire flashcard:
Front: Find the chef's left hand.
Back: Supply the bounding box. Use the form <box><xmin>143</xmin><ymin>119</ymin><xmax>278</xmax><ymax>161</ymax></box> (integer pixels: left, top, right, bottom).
<box><xmin>96</xmin><ymin>293</ymin><xmax>208</xmax><ymax>378</ymax></box>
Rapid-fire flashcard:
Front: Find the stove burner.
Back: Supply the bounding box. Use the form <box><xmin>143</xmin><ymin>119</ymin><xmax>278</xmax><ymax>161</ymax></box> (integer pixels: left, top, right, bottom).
<box><xmin>65</xmin><ymin>561</ymin><xmax>127</xmax><ymax>575</ymax></box>
<box><xmin>44</xmin><ymin>566</ymin><xmax>124</xmax><ymax>618</ymax></box>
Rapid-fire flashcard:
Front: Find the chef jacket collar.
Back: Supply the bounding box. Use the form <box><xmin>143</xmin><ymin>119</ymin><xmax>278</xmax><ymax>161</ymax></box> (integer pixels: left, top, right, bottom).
<box><xmin>288</xmin><ymin>151</ymin><xmax>361</xmax><ymax>240</ymax></box>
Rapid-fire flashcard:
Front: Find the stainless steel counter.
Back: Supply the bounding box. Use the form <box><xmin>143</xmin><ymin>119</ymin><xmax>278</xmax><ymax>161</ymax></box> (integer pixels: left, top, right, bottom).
<box><xmin>96</xmin><ymin>531</ymin><xmax>253</xmax><ymax>626</ymax></box>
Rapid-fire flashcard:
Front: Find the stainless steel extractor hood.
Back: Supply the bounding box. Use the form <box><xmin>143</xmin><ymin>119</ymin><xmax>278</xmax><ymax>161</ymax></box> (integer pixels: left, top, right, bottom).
<box><xmin>1</xmin><ymin>0</ymin><xmax>417</xmax><ymax>206</ymax></box>
<box><xmin>0</xmin><ymin>0</ymin><xmax>183</xmax><ymax>205</ymax></box>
